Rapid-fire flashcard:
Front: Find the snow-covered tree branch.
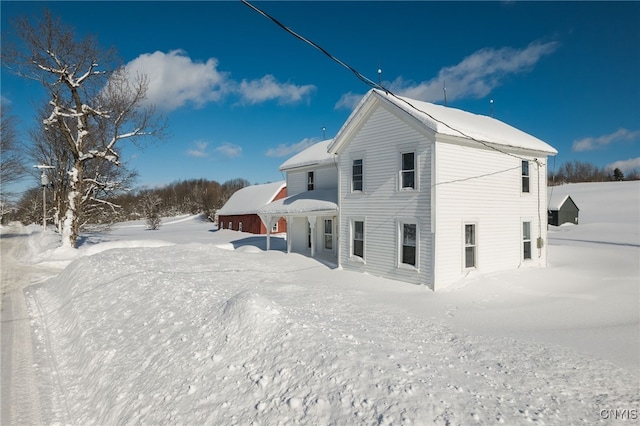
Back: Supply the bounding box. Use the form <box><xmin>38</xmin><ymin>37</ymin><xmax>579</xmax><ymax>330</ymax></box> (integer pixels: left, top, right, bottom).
<box><xmin>2</xmin><ymin>10</ymin><xmax>167</xmax><ymax>247</ymax></box>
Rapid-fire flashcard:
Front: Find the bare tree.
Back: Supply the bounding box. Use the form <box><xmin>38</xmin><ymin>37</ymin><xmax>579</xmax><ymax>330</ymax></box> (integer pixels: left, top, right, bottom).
<box><xmin>0</xmin><ymin>107</ymin><xmax>27</xmax><ymax>221</ymax></box>
<box><xmin>141</xmin><ymin>191</ymin><xmax>162</xmax><ymax>230</ymax></box>
<box><xmin>3</xmin><ymin>10</ymin><xmax>166</xmax><ymax>247</ymax></box>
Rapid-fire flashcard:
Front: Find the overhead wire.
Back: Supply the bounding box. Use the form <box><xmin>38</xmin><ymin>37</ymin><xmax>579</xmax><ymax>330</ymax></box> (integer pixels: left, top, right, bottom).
<box><xmin>240</xmin><ymin>0</ymin><xmax>546</xmax><ymax>166</ymax></box>
<box><xmin>242</xmin><ymin>0</ymin><xmax>552</xmax><ymax>251</ymax></box>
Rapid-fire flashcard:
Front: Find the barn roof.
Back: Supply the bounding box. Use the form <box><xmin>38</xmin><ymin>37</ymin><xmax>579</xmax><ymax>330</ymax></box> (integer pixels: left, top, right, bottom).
<box><xmin>279</xmin><ymin>139</ymin><xmax>335</xmax><ymax>171</ymax></box>
<box><xmin>216</xmin><ymin>181</ymin><xmax>286</xmax><ymax>216</ymax></box>
<box><xmin>548</xmin><ymin>193</ymin><xmax>579</xmax><ymax>211</ymax></box>
<box><xmin>329</xmin><ymin>89</ymin><xmax>557</xmax><ymax>155</ymax></box>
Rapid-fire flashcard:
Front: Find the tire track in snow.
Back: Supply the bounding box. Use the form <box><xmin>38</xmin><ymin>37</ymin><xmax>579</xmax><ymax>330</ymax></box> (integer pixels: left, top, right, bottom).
<box><xmin>1</xmin><ymin>226</ymin><xmax>43</xmax><ymax>425</ymax></box>
<box><xmin>29</xmin><ymin>286</ymin><xmax>73</xmax><ymax>424</ymax></box>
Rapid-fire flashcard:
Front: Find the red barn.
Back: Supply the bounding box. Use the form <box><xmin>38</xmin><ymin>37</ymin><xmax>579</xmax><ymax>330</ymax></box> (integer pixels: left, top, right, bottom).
<box><xmin>216</xmin><ymin>181</ymin><xmax>287</xmax><ymax>234</ymax></box>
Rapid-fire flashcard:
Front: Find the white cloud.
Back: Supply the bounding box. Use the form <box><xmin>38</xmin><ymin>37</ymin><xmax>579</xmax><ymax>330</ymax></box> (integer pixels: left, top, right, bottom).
<box><xmin>606</xmin><ymin>157</ymin><xmax>640</xmax><ymax>173</ymax></box>
<box><xmin>572</xmin><ymin>128</ymin><xmax>640</xmax><ymax>152</ymax></box>
<box><xmin>335</xmin><ymin>40</ymin><xmax>559</xmax><ymax>109</ymax></box>
<box><xmin>186</xmin><ymin>141</ymin><xmax>209</xmax><ymax>158</ymax></box>
<box><xmin>238</xmin><ymin>75</ymin><xmax>316</xmax><ymax>105</ymax></box>
<box><xmin>125</xmin><ymin>50</ymin><xmax>230</xmax><ymax>111</ymax></box>
<box><xmin>334</xmin><ymin>92</ymin><xmax>365</xmax><ymax>110</ymax></box>
<box><xmin>124</xmin><ymin>51</ymin><xmax>314</xmax><ymax>111</ymax></box>
<box><xmin>214</xmin><ymin>142</ymin><xmax>242</xmax><ymax>158</ymax></box>
<box><xmin>265</xmin><ymin>137</ymin><xmax>319</xmax><ymax>158</ymax></box>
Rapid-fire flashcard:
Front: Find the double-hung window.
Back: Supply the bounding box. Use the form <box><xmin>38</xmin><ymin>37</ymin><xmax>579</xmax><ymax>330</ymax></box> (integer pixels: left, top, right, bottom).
<box><xmin>271</xmin><ymin>221</ymin><xmax>278</xmax><ymax>233</ymax></box>
<box><xmin>464</xmin><ymin>224</ymin><xmax>476</xmax><ymax>268</ymax></box>
<box><xmin>352</xmin><ymin>159</ymin><xmax>363</xmax><ymax>192</ymax></box>
<box><xmin>401</xmin><ymin>223</ymin><xmax>417</xmax><ymax>267</ymax></box>
<box><xmin>324</xmin><ymin>219</ymin><xmax>333</xmax><ymax>250</ymax></box>
<box><xmin>523</xmin><ymin>221</ymin><xmax>532</xmax><ymax>260</ymax></box>
<box><xmin>353</xmin><ymin>220</ymin><xmax>364</xmax><ymax>259</ymax></box>
<box><xmin>522</xmin><ymin>160</ymin><xmax>530</xmax><ymax>193</ymax></box>
<box><xmin>307</xmin><ymin>171</ymin><xmax>314</xmax><ymax>191</ymax></box>
<box><xmin>401</xmin><ymin>152</ymin><xmax>415</xmax><ymax>190</ymax></box>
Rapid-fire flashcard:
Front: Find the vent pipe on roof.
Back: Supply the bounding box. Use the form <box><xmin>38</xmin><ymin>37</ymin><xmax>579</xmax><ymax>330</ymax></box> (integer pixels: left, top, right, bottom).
<box><xmin>443</xmin><ymin>80</ymin><xmax>447</xmax><ymax>106</ymax></box>
<box><xmin>490</xmin><ymin>99</ymin><xmax>494</xmax><ymax>118</ymax></box>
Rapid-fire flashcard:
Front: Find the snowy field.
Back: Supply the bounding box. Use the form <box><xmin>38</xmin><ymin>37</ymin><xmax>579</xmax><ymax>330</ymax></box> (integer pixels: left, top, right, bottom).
<box><xmin>1</xmin><ymin>181</ymin><xmax>638</xmax><ymax>425</ymax></box>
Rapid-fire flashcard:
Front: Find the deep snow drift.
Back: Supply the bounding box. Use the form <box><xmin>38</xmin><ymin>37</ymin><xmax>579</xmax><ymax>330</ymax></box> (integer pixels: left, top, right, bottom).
<box><xmin>3</xmin><ymin>181</ymin><xmax>639</xmax><ymax>425</ymax></box>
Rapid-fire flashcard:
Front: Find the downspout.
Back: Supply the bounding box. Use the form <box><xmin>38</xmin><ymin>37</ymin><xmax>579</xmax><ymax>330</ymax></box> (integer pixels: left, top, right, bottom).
<box><xmin>430</xmin><ymin>140</ymin><xmax>437</xmax><ymax>290</ymax></box>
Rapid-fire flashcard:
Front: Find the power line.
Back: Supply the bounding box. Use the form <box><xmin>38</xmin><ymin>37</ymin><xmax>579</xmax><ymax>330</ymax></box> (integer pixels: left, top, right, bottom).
<box><xmin>240</xmin><ymin>0</ymin><xmax>547</xmax><ymax>166</ymax></box>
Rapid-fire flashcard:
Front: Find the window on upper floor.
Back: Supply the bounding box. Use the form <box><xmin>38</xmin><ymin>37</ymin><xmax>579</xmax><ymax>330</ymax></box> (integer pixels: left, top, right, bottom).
<box><xmin>400</xmin><ymin>152</ymin><xmax>415</xmax><ymax>190</ymax></box>
<box><xmin>352</xmin><ymin>159</ymin><xmax>363</xmax><ymax>192</ymax></box>
<box><xmin>522</xmin><ymin>160</ymin><xmax>530</xmax><ymax>193</ymax></box>
<box><xmin>307</xmin><ymin>171</ymin><xmax>314</xmax><ymax>191</ymax></box>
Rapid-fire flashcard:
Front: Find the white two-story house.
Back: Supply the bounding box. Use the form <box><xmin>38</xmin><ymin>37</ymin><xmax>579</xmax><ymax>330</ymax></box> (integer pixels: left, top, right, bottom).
<box><xmin>261</xmin><ymin>89</ymin><xmax>557</xmax><ymax>290</ymax></box>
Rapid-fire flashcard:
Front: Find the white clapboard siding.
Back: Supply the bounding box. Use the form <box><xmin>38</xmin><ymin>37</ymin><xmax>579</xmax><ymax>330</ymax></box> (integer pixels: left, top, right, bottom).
<box><xmin>433</xmin><ymin>139</ymin><xmax>548</xmax><ymax>289</ymax></box>
<box><xmin>286</xmin><ymin>165</ymin><xmax>338</xmax><ymax>197</ymax></box>
<box><xmin>287</xmin><ymin>216</ymin><xmax>309</xmax><ymax>253</ymax></box>
<box><xmin>337</xmin><ymin>103</ymin><xmax>434</xmax><ymax>287</ymax></box>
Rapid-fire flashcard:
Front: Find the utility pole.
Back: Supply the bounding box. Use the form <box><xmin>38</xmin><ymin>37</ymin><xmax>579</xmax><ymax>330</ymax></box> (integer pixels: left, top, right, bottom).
<box><xmin>33</xmin><ymin>164</ymin><xmax>54</xmax><ymax>230</ymax></box>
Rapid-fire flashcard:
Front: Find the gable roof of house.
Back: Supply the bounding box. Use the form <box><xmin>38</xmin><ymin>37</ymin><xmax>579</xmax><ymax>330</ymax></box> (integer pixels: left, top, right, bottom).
<box><xmin>548</xmin><ymin>193</ymin><xmax>579</xmax><ymax>211</ymax></box>
<box><xmin>216</xmin><ymin>181</ymin><xmax>286</xmax><ymax>216</ymax></box>
<box><xmin>279</xmin><ymin>139</ymin><xmax>336</xmax><ymax>171</ymax></box>
<box><xmin>329</xmin><ymin>89</ymin><xmax>557</xmax><ymax>155</ymax></box>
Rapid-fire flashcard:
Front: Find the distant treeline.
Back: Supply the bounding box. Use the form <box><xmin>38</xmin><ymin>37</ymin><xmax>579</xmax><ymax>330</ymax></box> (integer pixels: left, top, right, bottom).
<box><xmin>112</xmin><ymin>178</ymin><xmax>251</xmax><ymax>222</ymax></box>
<box><xmin>548</xmin><ymin>161</ymin><xmax>638</xmax><ymax>185</ymax></box>
<box><xmin>8</xmin><ymin>178</ymin><xmax>251</xmax><ymax>227</ymax></box>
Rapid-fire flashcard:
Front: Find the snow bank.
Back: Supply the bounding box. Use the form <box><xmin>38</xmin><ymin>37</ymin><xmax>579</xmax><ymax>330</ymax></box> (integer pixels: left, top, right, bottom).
<box><xmin>17</xmin><ymin>182</ymin><xmax>640</xmax><ymax>424</ymax></box>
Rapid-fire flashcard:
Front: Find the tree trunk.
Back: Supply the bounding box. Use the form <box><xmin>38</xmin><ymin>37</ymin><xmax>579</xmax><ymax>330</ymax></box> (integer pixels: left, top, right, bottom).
<box><xmin>61</xmin><ymin>162</ymin><xmax>83</xmax><ymax>248</ymax></box>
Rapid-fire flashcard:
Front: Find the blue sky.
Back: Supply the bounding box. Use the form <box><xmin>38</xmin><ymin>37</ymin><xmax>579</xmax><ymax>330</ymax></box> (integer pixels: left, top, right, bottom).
<box><xmin>2</xmin><ymin>1</ymin><xmax>639</xmax><ymax>193</ymax></box>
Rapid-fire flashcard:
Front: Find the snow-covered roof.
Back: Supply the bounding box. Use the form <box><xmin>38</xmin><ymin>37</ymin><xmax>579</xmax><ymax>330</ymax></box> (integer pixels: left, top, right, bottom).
<box><xmin>257</xmin><ymin>189</ymin><xmax>338</xmax><ymax>216</ymax></box>
<box><xmin>217</xmin><ymin>181</ymin><xmax>286</xmax><ymax>216</ymax></box>
<box><xmin>330</xmin><ymin>89</ymin><xmax>557</xmax><ymax>155</ymax></box>
<box><xmin>548</xmin><ymin>193</ymin><xmax>579</xmax><ymax>211</ymax></box>
<box><xmin>279</xmin><ymin>139</ymin><xmax>336</xmax><ymax>171</ymax></box>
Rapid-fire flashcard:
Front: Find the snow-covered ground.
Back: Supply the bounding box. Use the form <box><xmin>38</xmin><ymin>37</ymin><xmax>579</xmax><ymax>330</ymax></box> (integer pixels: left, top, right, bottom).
<box><xmin>1</xmin><ymin>181</ymin><xmax>638</xmax><ymax>425</ymax></box>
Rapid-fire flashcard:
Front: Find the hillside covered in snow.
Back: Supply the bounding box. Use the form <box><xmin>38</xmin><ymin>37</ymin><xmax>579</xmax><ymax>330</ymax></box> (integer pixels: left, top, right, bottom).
<box><xmin>2</xmin><ymin>181</ymin><xmax>638</xmax><ymax>425</ymax></box>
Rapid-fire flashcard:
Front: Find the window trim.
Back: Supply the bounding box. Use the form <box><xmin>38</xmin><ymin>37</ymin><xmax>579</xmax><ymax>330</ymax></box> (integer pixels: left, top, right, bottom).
<box><xmin>350</xmin><ymin>218</ymin><xmax>365</xmax><ymax>262</ymax></box>
<box><xmin>398</xmin><ymin>149</ymin><xmax>418</xmax><ymax>192</ymax></box>
<box><xmin>323</xmin><ymin>218</ymin><xmax>333</xmax><ymax>252</ymax></box>
<box><xmin>522</xmin><ymin>220</ymin><xmax>532</xmax><ymax>261</ymax></box>
<box><xmin>352</xmin><ymin>158</ymin><xmax>363</xmax><ymax>192</ymax></box>
<box><xmin>238</xmin><ymin>222</ymin><xmax>243</xmax><ymax>232</ymax></box>
<box><xmin>271</xmin><ymin>221</ymin><xmax>278</xmax><ymax>233</ymax></box>
<box><xmin>307</xmin><ymin>170</ymin><xmax>315</xmax><ymax>191</ymax></box>
<box><xmin>397</xmin><ymin>219</ymin><xmax>419</xmax><ymax>270</ymax></box>
<box><xmin>463</xmin><ymin>222</ymin><xmax>477</xmax><ymax>269</ymax></box>
<box><xmin>228</xmin><ymin>221</ymin><xmax>232</xmax><ymax>230</ymax></box>
<box><xmin>522</xmin><ymin>160</ymin><xmax>530</xmax><ymax>193</ymax></box>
